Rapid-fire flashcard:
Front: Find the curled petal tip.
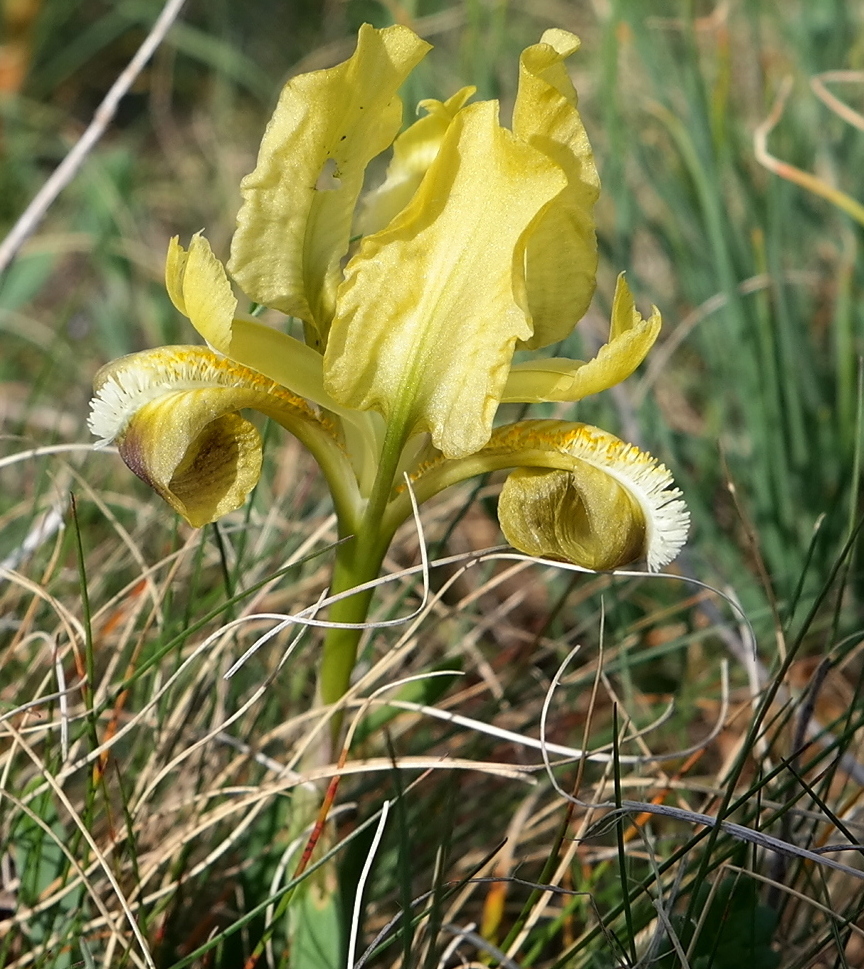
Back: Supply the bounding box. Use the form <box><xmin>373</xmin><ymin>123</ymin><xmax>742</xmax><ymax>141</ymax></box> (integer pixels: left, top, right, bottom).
<box><xmin>495</xmin><ymin>422</ymin><xmax>688</xmax><ymax>572</ymax></box>
<box><xmin>89</xmin><ymin>346</ymin><xmax>330</xmax><ymax>527</ymax></box>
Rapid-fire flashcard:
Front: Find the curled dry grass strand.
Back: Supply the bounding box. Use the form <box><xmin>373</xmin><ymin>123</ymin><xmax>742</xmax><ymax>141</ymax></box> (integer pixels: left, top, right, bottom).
<box><xmin>755</xmin><ymin>75</ymin><xmax>864</xmax><ymax>227</ymax></box>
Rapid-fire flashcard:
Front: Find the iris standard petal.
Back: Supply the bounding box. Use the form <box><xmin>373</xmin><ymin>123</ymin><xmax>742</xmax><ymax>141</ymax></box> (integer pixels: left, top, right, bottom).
<box><xmin>512</xmin><ymin>29</ymin><xmax>600</xmax><ymax>349</ymax></box>
<box><xmin>356</xmin><ymin>86</ymin><xmax>475</xmax><ymax>237</ymax></box>
<box><xmin>502</xmin><ymin>275</ymin><xmax>661</xmax><ymax>403</ymax></box>
<box><xmin>228</xmin><ymin>24</ymin><xmax>431</xmax><ymax>343</ymax></box>
<box><xmin>89</xmin><ymin>346</ymin><xmax>353</xmax><ymax>527</ymax></box>
<box><xmin>324</xmin><ymin>100</ymin><xmax>566</xmax><ymax>459</ymax></box>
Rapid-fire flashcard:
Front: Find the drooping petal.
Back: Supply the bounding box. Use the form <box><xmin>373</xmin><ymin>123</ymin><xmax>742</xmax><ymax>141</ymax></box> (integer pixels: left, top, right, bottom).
<box><xmin>165</xmin><ymin>234</ymin><xmax>237</xmax><ymax>350</ymax></box>
<box><xmin>356</xmin><ymin>87</ymin><xmax>475</xmax><ymax>237</ymax></box>
<box><xmin>324</xmin><ymin>100</ymin><xmax>566</xmax><ymax>459</ymax></box>
<box><xmin>89</xmin><ymin>346</ymin><xmax>355</xmax><ymax>527</ymax></box>
<box><xmin>512</xmin><ymin>29</ymin><xmax>600</xmax><ymax>348</ymax></box>
<box><xmin>123</xmin><ymin>404</ymin><xmax>262</xmax><ymax>528</ymax></box>
<box><xmin>496</xmin><ymin>422</ymin><xmax>688</xmax><ymax>571</ymax></box>
<box><xmin>228</xmin><ymin>24</ymin><xmax>431</xmax><ymax>343</ymax></box>
<box><xmin>502</xmin><ymin>275</ymin><xmax>661</xmax><ymax>403</ymax></box>
<box><xmin>500</xmin><ymin>466</ymin><xmax>647</xmax><ymax>571</ymax></box>
<box><xmin>388</xmin><ymin>420</ymin><xmax>687</xmax><ymax>571</ymax></box>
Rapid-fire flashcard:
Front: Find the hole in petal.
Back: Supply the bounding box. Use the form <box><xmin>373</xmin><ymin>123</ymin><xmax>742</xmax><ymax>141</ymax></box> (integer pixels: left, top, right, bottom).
<box><xmin>315</xmin><ymin>157</ymin><xmax>342</xmax><ymax>191</ymax></box>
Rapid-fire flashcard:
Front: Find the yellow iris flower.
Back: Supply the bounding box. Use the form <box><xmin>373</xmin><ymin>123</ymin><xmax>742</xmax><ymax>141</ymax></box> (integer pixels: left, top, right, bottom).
<box><xmin>89</xmin><ymin>24</ymin><xmax>688</xmax><ymax>580</ymax></box>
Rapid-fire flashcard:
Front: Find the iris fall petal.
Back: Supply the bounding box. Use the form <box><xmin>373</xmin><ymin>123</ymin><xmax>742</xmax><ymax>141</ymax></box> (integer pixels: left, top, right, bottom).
<box><xmin>493</xmin><ymin>421</ymin><xmax>688</xmax><ymax>571</ymax></box>
<box><xmin>89</xmin><ymin>346</ymin><xmax>346</xmax><ymax>527</ymax></box>
<box><xmin>499</xmin><ymin>465</ymin><xmax>646</xmax><ymax>571</ymax></box>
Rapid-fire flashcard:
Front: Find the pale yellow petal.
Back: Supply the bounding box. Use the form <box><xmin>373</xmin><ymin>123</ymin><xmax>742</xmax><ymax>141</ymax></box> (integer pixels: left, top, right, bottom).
<box><xmin>164</xmin><ymin>238</ymin><xmax>369</xmax><ymax>427</ymax></box>
<box><xmin>228</xmin><ymin>24</ymin><xmax>431</xmax><ymax>343</ymax></box>
<box><xmin>356</xmin><ymin>87</ymin><xmax>475</xmax><ymax>237</ymax></box>
<box><xmin>512</xmin><ymin>29</ymin><xmax>600</xmax><ymax>348</ymax></box>
<box><xmin>164</xmin><ymin>233</ymin><xmax>237</xmax><ymax>352</ymax></box>
<box><xmin>391</xmin><ymin>420</ymin><xmax>688</xmax><ymax>571</ymax></box>
<box><xmin>227</xmin><ymin>318</ymin><xmax>337</xmax><ymax>411</ymax></box>
<box><xmin>89</xmin><ymin>346</ymin><xmax>353</xmax><ymax>527</ymax></box>
<box><xmin>164</xmin><ymin>236</ymin><xmax>189</xmax><ymax>316</ymax></box>
<box><xmin>227</xmin><ymin>317</ymin><xmax>385</xmax><ymax>493</ymax></box>
<box><xmin>501</xmin><ymin>358</ymin><xmax>592</xmax><ymax>403</ymax></box>
<box><xmin>121</xmin><ymin>402</ymin><xmax>262</xmax><ymax>528</ymax></box>
<box><xmin>324</xmin><ymin>100</ymin><xmax>566</xmax><ymax>459</ymax></box>
<box><xmin>499</xmin><ymin>465</ymin><xmax>646</xmax><ymax>571</ymax></box>
<box><xmin>502</xmin><ymin>275</ymin><xmax>661</xmax><ymax>402</ymax></box>
<box><xmin>496</xmin><ymin>421</ymin><xmax>688</xmax><ymax>571</ymax></box>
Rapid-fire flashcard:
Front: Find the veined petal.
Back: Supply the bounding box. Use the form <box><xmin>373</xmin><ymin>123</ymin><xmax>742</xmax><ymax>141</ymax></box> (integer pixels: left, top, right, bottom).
<box><xmin>502</xmin><ymin>275</ymin><xmax>661</xmax><ymax>402</ymax></box>
<box><xmin>501</xmin><ymin>466</ymin><xmax>647</xmax><ymax>570</ymax></box>
<box><xmin>496</xmin><ymin>421</ymin><xmax>688</xmax><ymax>571</ymax></box>
<box><xmin>513</xmin><ymin>29</ymin><xmax>600</xmax><ymax>348</ymax></box>
<box><xmin>228</xmin><ymin>24</ymin><xmax>431</xmax><ymax>343</ymax></box>
<box><xmin>89</xmin><ymin>346</ymin><xmax>352</xmax><ymax>527</ymax></box>
<box><xmin>165</xmin><ymin>234</ymin><xmax>237</xmax><ymax>350</ymax></box>
<box><xmin>356</xmin><ymin>87</ymin><xmax>475</xmax><ymax>237</ymax></box>
<box><xmin>324</xmin><ymin>100</ymin><xmax>566</xmax><ymax>459</ymax></box>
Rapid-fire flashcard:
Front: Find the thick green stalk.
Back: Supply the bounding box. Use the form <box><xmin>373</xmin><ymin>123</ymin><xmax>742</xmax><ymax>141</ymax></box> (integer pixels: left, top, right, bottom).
<box><xmin>316</xmin><ymin>410</ymin><xmax>413</xmax><ymax>731</ymax></box>
<box><xmin>317</xmin><ymin>530</ymin><xmax>389</xmax><ymax>711</ymax></box>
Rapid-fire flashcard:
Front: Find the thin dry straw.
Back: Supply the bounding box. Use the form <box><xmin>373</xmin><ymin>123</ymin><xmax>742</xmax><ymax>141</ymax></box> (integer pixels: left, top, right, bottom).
<box><xmin>3</xmin><ymin>721</ymin><xmax>156</xmax><ymax>967</ymax></box>
<box><xmin>347</xmin><ymin>799</ymin><xmax>391</xmax><ymax>968</ymax></box>
<box><xmin>0</xmin><ymin>0</ymin><xmax>189</xmax><ymax>276</ymax></box>
<box><xmin>538</xmin><ymin>644</ymin><xmax>864</xmax><ymax>882</ymax></box>
<box><xmin>224</xmin><ymin>473</ymin><xmax>431</xmax><ymax>677</ymax></box>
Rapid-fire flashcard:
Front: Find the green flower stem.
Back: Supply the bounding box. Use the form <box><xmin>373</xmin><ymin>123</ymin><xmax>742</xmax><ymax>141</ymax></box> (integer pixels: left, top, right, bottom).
<box><xmin>266</xmin><ymin>411</ymin><xmax>361</xmax><ymax>529</ymax></box>
<box><xmin>317</xmin><ymin>530</ymin><xmax>389</xmax><ymax>712</ymax></box>
<box><xmin>317</xmin><ymin>410</ymin><xmax>413</xmax><ymax>736</ymax></box>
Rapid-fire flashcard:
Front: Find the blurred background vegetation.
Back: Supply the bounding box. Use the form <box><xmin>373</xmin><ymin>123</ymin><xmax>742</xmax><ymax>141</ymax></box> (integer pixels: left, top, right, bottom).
<box><xmin>1</xmin><ymin>0</ymin><xmax>863</xmax><ymax>966</ymax></box>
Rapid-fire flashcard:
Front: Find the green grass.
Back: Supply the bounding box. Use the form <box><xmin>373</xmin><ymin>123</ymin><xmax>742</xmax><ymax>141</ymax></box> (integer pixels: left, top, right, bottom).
<box><xmin>1</xmin><ymin>0</ymin><xmax>863</xmax><ymax>966</ymax></box>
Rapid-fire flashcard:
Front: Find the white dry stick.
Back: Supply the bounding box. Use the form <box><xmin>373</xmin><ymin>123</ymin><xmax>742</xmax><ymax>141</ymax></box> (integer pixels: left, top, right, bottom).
<box><xmin>0</xmin><ymin>0</ymin><xmax>188</xmax><ymax>276</ymax></box>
